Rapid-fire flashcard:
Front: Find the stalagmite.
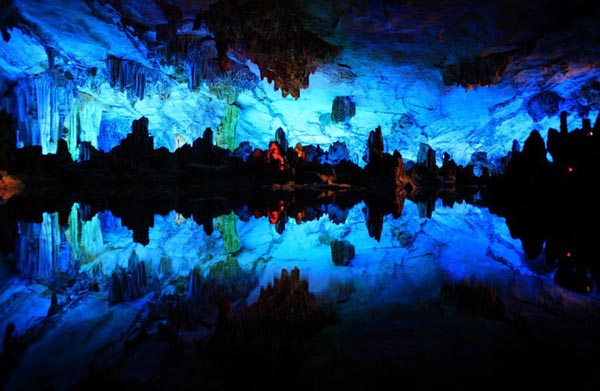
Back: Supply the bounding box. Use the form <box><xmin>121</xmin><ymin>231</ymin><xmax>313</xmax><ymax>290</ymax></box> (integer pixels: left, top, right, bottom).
<box><xmin>80</xmin><ymin>215</ymin><xmax>103</xmax><ymax>263</ymax></box>
<box><xmin>216</xmin><ymin>104</ymin><xmax>240</xmax><ymax>151</ymax></box>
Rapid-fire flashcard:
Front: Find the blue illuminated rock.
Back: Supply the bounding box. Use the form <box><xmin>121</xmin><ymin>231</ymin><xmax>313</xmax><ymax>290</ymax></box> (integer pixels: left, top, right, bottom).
<box><xmin>0</xmin><ymin>0</ymin><xmax>597</xmax><ymax>169</ymax></box>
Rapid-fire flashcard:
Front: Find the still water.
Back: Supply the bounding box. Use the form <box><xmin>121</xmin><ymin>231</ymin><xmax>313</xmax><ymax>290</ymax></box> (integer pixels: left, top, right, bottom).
<box><xmin>1</xmin><ymin>197</ymin><xmax>600</xmax><ymax>389</ymax></box>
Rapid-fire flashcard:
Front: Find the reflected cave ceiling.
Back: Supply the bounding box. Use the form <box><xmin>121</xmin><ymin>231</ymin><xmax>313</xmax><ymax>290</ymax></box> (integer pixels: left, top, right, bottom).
<box><xmin>0</xmin><ymin>0</ymin><xmax>599</xmax><ymax>165</ymax></box>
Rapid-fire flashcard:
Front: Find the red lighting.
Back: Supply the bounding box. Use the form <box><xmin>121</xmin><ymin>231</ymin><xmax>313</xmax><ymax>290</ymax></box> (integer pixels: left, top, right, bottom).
<box><xmin>267</xmin><ymin>142</ymin><xmax>284</xmax><ymax>162</ymax></box>
<box><xmin>566</xmin><ymin>251</ymin><xmax>571</xmax><ymax>258</ymax></box>
<box><xmin>568</xmin><ymin>166</ymin><xmax>573</xmax><ymax>173</ymax></box>
<box><xmin>269</xmin><ymin>210</ymin><xmax>279</xmax><ymax>224</ymax></box>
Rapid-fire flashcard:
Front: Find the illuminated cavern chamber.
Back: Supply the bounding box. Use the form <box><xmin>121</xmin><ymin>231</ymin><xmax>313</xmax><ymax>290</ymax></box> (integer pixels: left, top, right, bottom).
<box><xmin>0</xmin><ymin>0</ymin><xmax>599</xmax><ymax>169</ymax></box>
<box><xmin>2</xmin><ymin>1</ymin><xmax>600</xmax><ymax>388</ymax></box>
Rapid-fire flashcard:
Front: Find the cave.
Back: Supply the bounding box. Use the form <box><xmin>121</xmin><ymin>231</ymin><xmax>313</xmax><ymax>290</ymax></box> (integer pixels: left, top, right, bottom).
<box><xmin>1</xmin><ymin>0</ymin><xmax>600</xmax><ymax>389</ymax></box>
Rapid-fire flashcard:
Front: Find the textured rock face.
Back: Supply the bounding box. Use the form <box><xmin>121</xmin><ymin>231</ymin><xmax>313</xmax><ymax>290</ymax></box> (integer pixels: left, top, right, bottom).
<box><xmin>330</xmin><ymin>239</ymin><xmax>355</xmax><ymax>266</ymax></box>
<box><xmin>0</xmin><ymin>0</ymin><xmax>598</xmax><ymax>167</ymax></box>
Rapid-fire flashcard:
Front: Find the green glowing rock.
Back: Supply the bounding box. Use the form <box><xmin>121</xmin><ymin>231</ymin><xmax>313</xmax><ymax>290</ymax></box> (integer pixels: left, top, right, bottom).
<box><xmin>209</xmin><ymin>82</ymin><xmax>237</xmax><ymax>104</ymax></box>
<box><xmin>216</xmin><ymin>104</ymin><xmax>241</xmax><ymax>151</ymax></box>
<box><xmin>80</xmin><ymin>215</ymin><xmax>103</xmax><ymax>264</ymax></box>
<box><xmin>65</xmin><ymin>203</ymin><xmax>80</xmax><ymax>262</ymax></box>
<box><xmin>216</xmin><ymin>212</ymin><xmax>241</xmax><ymax>254</ymax></box>
<box><xmin>208</xmin><ymin>256</ymin><xmax>243</xmax><ymax>281</ymax></box>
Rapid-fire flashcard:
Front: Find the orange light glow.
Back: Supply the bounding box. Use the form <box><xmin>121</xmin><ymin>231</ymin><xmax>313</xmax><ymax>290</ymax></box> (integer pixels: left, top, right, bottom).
<box><xmin>267</xmin><ymin>141</ymin><xmax>285</xmax><ymax>170</ymax></box>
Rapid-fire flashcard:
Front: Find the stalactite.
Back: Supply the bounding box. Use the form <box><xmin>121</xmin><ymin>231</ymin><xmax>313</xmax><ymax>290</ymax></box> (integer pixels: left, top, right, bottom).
<box><xmin>161</xmin><ymin>34</ymin><xmax>218</xmax><ymax>90</ymax></box>
<box><xmin>45</xmin><ymin>46</ymin><xmax>58</xmax><ymax>70</ymax></box>
<box><xmin>16</xmin><ymin>212</ymin><xmax>61</xmax><ymax>283</ymax></box>
<box><xmin>159</xmin><ymin>33</ymin><xmax>257</xmax><ymax>95</ymax></box>
<box><xmin>108</xmin><ymin>251</ymin><xmax>149</xmax><ymax>303</ymax></box>
<box><xmin>106</xmin><ymin>56</ymin><xmax>153</xmax><ymax>101</ymax></box>
<box><xmin>78</xmin><ymin>93</ymin><xmax>103</xmax><ymax>150</ymax></box>
<box><xmin>14</xmin><ymin>77</ymin><xmax>37</xmax><ymax>147</ymax></box>
<box><xmin>13</xmin><ymin>71</ymin><xmax>83</xmax><ymax>156</ymax></box>
<box><xmin>216</xmin><ymin>212</ymin><xmax>241</xmax><ymax>254</ymax></box>
<box><xmin>204</xmin><ymin>0</ymin><xmax>340</xmax><ymax>98</ymax></box>
<box><xmin>35</xmin><ymin>73</ymin><xmax>60</xmax><ymax>155</ymax></box>
<box><xmin>64</xmin><ymin>92</ymin><xmax>79</xmax><ymax>161</ymax></box>
<box><xmin>38</xmin><ymin>212</ymin><xmax>61</xmax><ymax>281</ymax></box>
<box><xmin>442</xmin><ymin>51</ymin><xmax>515</xmax><ymax>90</ymax></box>
<box><xmin>16</xmin><ymin>222</ymin><xmax>41</xmax><ymax>279</ymax></box>
<box><xmin>61</xmin><ymin>92</ymin><xmax>105</xmax><ymax>159</ymax></box>
<box><xmin>188</xmin><ymin>265</ymin><xmax>202</xmax><ymax>298</ymax></box>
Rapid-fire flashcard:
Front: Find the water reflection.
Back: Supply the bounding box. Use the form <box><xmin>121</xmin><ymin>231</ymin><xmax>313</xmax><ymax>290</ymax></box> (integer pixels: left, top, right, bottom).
<box><xmin>1</xmin><ymin>195</ymin><xmax>600</xmax><ymax>389</ymax></box>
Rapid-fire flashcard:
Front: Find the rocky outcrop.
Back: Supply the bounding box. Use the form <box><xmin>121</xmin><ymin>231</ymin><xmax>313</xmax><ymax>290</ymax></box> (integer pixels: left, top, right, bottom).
<box><xmin>442</xmin><ymin>51</ymin><xmax>514</xmax><ymax>89</ymax></box>
<box><xmin>331</xmin><ymin>96</ymin><xmax>356</xmax><ymax>122</ymax></box>
<box><xmin>364</xmin><ymin>126</ymin><xmax>384</xmax><ymax>165</ymax></box>
<box><xmin>207</xmin><ymin>266</ymin><xmax>338</xmax><ymax>373</ymax></box>
<box><xmin>526</xmin><ymin>91</ymin><xmax>565</xmax><ymax>122</ymax></box>
<box><xmin>108</xmin><ymin>252</ymin><xmax>149</xmax><ymax>303</ymax></box>
<box><xmin>107</xmin><ymin>57</ymin><xmax>154</xmax><ymax>101</ymax></box>
<box><xmin>203</xmin><ymin>0</ymin><xmax>340</xmax><ymax>98</ymax></box>
<box><xmin>330</xmin><ymin>239</ymin><xmax>355</xmax><ymax>266</ymax></box>
<box><xmin>111</xmin><ymin>116</ymin><xmax>154</xmax><ymax>171</ymax></box>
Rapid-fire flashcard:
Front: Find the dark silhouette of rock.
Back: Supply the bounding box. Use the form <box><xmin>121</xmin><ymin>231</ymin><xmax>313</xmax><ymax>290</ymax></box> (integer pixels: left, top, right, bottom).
<box><xmin>108</xmin><ymin>258</ymin><xmax>149</xmax><ymax>303</ymax></box>
<box><xmin>526</xmin><ymin>91</ymin><xmax>564</xmax><ymax>122</ymax></box>
<box><xmin>331</xmin><ymin>96</ymin><xmax>356</xmax><ymax>122</ymax></box>
<box><xmin>0</xmin><ymin>109</ymin><xmax>16</xmax><ymax>171</ymax></box>
<box><xmin>274</xmin><ymin>127</ymin><xmax>288</xmax><ymax>155</ymax></box>
<box><xmin>417</xmin><ymin>143</ymin><xmax>436</xmax><ymax>171</ymax></box>
<box><xmin>47</xmin><ymin>291</ymin><xmax>60</xmax><ymax>316</ymax></box>
<box><xmin>203</xmin><ymin>0</ymin><xmax>340</xmax><ymax>98</ymax></box>
<box><xmin>330</xmin><ymin>239</ymin><xmax>355</xmax><ymax>266</ymax></box>
<box><xmin>2</xmin><ymin>322</ymin><xmax>16</xmax><ymax>354</ymax></box>
<box><xmin>365</xmin><ymin>126</ymin><xmax>384</xmax><ymax>165</ymax></box>
<box><xmin>112</xmin><ymin>116</ymin><xmax>154</xmax><ymax>170</ymax></box>
<box><xmin>324</xmin><ymin>141</ymin><xmax>351</xmax><ymax>164</ymax></box>
<box><xmin>442</xmin><ymin>51</ymin><xmax>514</xmax><ymax>89</ymax></box>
